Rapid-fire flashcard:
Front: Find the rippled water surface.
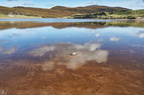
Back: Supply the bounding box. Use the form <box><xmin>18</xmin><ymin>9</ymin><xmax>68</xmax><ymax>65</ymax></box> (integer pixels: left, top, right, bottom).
<box><xmin>0</xmin><ymin>19</ymin><xmax>144</xmax><ymax>95</ymax></box>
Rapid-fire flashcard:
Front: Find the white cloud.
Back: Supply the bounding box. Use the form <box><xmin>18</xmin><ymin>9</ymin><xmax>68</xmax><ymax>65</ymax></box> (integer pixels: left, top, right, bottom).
<box><xmin>88</xmin><ymin>0</ymin><xmax>102</xmax><ymax>5</ymax></box>
<box><xmin>0</xmin><ymin>0</ymin><xmax>34</xmax><ymax>7</ymax></box>
<box><xmin>110</xmin><ymin>37</ymin><xmax>121</xmax><ymax>41</ymax></box>
<box><xmin>126</xmin><ymin>0</ymin><xmax>144</xmax><ymax>9</ymax></box>
<box><xmin>46</xmin><ymin>4</ymin><xmax>55</xmax><ymax>7</ymax></box>
<box><xmin>88</xmin><ymin>1</ymin><xmax>97</xmax><ymax>5</ymax></box>
<box><xmin>135</xmin><ymin>0</ymin><xmax>144</xmax><ymax>7</ymax></box>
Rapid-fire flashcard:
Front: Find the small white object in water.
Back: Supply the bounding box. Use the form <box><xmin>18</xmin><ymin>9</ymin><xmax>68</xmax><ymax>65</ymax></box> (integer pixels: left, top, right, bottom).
<box><xmin>71</xmin><ymin>52</ymin><xmax>77</xmax><ymax>56</ymax></box>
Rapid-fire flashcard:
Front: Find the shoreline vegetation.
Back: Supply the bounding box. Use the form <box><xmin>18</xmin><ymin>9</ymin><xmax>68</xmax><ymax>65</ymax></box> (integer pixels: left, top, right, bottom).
<box><xmin>67</xmin><ymin>10</ymin><xmax>144</xmax><ymax>19</ymax></box>
<box><xmin>0</xmin><ymin>5</ymin><xmax>144</xmax><ymax>19</ymax></box>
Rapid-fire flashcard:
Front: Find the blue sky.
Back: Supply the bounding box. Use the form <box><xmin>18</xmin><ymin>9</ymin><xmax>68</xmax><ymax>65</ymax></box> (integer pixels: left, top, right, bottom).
<box><xmin>0</xmin><ymin>0</ymin><xmax>144</xmax><ymax>10</ymax></box>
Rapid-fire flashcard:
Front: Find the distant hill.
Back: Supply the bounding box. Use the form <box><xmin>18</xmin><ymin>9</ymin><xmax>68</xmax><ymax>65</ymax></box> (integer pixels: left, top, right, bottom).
<box><xmin>52</xmin><ymin>5</ymin><xmax>130</xmax><ymax>13</ymax></box>
<box><xmin>0</xmin><ymin>5</ymin><xmax>134</xmax><ymax>18</ymax></box>
<box><xmin>0</xmin><ymin>6</ymin><xmax>78</xmax><ymax>18</ymax></box>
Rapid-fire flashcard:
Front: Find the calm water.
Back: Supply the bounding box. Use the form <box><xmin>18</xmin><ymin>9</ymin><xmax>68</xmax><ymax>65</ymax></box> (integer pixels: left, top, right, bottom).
<box><xmin>0</xmin><ymin>18</ymin><xmax>144</xmax><ymax>95</ymax></box>
<box><xmin>0</xmin><ymin>19</ymin><xmax>144</xmax><ymax>63</ymax></box>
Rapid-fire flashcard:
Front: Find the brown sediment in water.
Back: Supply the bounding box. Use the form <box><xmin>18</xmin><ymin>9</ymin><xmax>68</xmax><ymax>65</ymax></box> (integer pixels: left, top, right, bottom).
<box><xmin>0</xmin><ymin>57</ymin><xmax>144</xmax><ymax>95</ymax></box>
<box><xmin>0</xmin><ymin>42</ymin><xmax>144</xmax><ymax>95</ymax></box>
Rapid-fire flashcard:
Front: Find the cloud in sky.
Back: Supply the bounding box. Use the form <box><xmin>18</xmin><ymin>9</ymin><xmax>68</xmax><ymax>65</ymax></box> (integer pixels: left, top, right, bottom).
<box><xmin>23</xmin><ymin>3</ymin><xmax>34</xmax><ymax>6</ymax></box>
<box><xmin>88</xmin><ymin>1</ymin><xmax>97</xmax><ymax>5</ymax></box>
<box><xmin>46</xmin><ymin>4</ymin><xmax>55</xmax><ymax>7</ymax></box>
<box><xmin>0</xmin><ymin>0</ymin><xmax>34</xmax><ymax>7</ymax></box>
<box><xmin>29</xmin><ymin>43</ymin><xmax>109</xmax><ymax>70</ymax></box>
<box><xmin>125</xmin><ymin>0</ymin><xmax>144</xmax><ymax>9</ymax></box>
<box><xmin>87</xmin><ymin>0</ymin><xmax>102</xmax><ymax>5</ymax></box>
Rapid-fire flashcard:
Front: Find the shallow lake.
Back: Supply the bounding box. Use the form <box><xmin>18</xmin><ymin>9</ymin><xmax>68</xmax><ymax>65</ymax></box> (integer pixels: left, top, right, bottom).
<box><xmin>0</xmin><ymin>18</ymin><xmax>144</xmax><ymax>95</ymax></box>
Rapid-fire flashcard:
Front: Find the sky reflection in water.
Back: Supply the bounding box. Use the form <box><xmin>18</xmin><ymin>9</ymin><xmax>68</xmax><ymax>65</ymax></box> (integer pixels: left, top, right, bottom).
<box><xmin>0</xmin><ymin>20</ymin><xmax>144</xmax><ymax>69</ymax></box>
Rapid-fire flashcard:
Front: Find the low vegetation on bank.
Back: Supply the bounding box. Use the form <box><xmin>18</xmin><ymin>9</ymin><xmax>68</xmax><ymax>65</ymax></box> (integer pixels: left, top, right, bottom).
<box><xmin>70</xmin><ymin>10</ymin><xmax>144</xmax><ymax>19</ymax></box>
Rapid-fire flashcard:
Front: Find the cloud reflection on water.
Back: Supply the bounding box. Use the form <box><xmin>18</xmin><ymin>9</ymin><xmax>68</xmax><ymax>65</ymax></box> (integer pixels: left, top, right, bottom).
<box><xmin>95</xmin><ymin>33</ymin><xmax>100</xmax><ymax>37</ymax></box>
<box><xmin>3</xmin><ymin>48</ymin><xmax>16</xmax><ymax>55</ymax></box>
<box><xmin>41</xmin><ymin>61</ymin><xmax>55</xmax><ymax>71</ymax></box>
<box><xmin>0</xmin><ymin>47</ymin><xmax>3</xmax><ymax>51</ymax></box>
<box><xmin>0</xmin><ymin>47</ymin><xmax>17</xmax><ymax>55</ymax></box>
<box><xmin>110</xmin><ymin>37</ymin><xmax>121</xmax><ymax>41</ymax></box>
<box><xmin>29</xmin><ymin>43</ymin><xmax>109</xmax><ymax>70</ymax></box>
<box><xmin>137</xmin><ymin>31</ymin><xmax>144</xmax><ymax>38</ymax></box>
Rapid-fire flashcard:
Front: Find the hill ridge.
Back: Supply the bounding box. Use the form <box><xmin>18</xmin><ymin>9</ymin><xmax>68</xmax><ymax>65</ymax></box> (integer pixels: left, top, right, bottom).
<box><xmin>0</xmin><ymin>5</ymin><xmax>143</xmax><ymax>18</ymax></box>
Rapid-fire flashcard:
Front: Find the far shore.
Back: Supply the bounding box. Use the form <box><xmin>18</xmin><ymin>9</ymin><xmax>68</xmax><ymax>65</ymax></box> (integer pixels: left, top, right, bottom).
<box><xmin>0</xmin><ymin>14</ymin><xmax>42</xmax><ymax>19</ymax></box>
<box><xmin>91</xmin><ymin>18</ymin><xmax>144</xmax><ymax>21</ymax></box>
<box><xmin>0</xmin><ymin>17</ymin><xmax>41</xmax><ymax>19</ymax></box>
<box><xmin>0</xmin><ymin>17</ymin><xmax>144</xmax><ymax>22</ymax></box>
